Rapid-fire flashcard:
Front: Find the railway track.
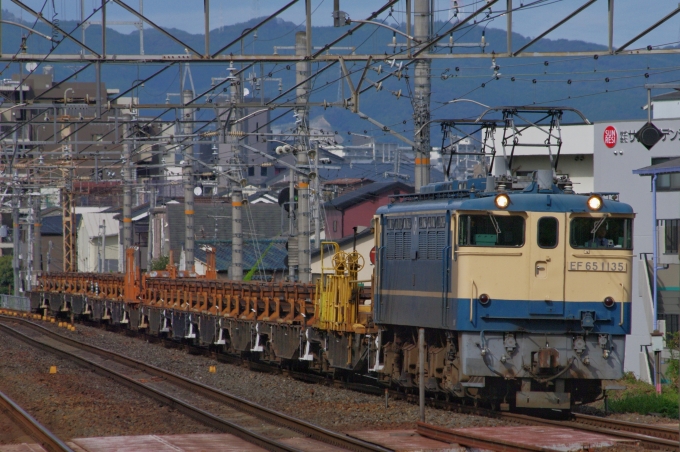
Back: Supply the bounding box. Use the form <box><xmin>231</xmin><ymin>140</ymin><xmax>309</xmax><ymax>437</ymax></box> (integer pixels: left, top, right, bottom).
<box><xmin>0</xmin><ymin>387</ymin><xmax>72</xmax><ymax>452</ymax></box>
<box><xmin>573</xmin><ymin>412</ymin><xmax>679</xmax><ymax>442</ymax></box>
<box><xmin>6</xmin><ymin>312</ymin><xmax>678</xmax><ymax>451</ymax></box>
<box><xmin>0</xmin><ymin>316</ymin><xmax>391</xmax><ymax>452</ymax></box>
<box><xmin>492</xmin><ymin>412</ymin><xmax>679</xmax><ymax>451</ymax></box>
<box><xmin>418</xmin><ymin>412</ymin><xmax>679</xmax><ymax>451</ymax></box>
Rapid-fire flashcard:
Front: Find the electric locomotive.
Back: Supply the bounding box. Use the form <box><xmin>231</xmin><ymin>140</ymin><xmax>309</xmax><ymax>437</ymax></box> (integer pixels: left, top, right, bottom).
<box><xmin>371</xmin><ymin>169</ymin><xmax>634</xmax><ymax>410</ymax></box>
<box><xmin>26</xmin><ymin>174</ymin><xmax>634</xmax><ymax>414</ymax></box>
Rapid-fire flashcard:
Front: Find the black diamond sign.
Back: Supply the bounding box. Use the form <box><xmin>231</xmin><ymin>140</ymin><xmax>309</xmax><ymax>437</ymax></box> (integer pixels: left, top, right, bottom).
<box><xmin>635</xmin><ymin>121</ymin><xmax>663</xmax><ymax>150</ymax></box>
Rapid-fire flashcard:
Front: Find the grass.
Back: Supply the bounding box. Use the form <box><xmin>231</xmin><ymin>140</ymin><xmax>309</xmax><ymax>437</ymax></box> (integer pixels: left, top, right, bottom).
<box><xmin>608</xmin><ymin>392</ymin><xmax>679</xmax><ymax>419</ymax></box>
<box><xmin>606</xmin><ymin>372</ymin><xmax>679</xmax><ymax>419</ymax></box>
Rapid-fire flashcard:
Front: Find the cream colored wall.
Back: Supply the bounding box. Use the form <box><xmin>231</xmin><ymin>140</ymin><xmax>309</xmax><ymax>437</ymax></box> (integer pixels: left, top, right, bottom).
<box><xmin>454</xmin><ymin>211</ymin><xmax>531</xmax><ymax>301</ymax></box>
<box><xmin>311</xmin><ymin>234</ymin><xmax>375</xmax><ymax>285</ymax></box>
<box><xmin>454</xmin><ymin>212</ymin><xmax>632</xmax><ymax>304</ymax></box>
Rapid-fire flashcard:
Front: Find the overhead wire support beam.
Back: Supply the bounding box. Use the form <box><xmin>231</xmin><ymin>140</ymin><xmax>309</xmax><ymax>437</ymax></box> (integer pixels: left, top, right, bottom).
<box><xmin>10</xmin><ymin>0</ymin><xmax>101</xmax><ymax>57</ymax></box>
<box><xmin>111</xmin><ymin>0</ymin><xmax>202</xmax><ymax>57</ymax></box>
<box><xmin>211</xmin><ymin>0</ymin><xmax>299</xmax><ymax>58</ymax></box>
<box><xmin>412</xmin><ymin>0</ymin><xmax>500</xmax><ymax>57</ymax></box>
<box><xmin>513</xmin><ymin>0</ymin><xmax>598</xmax><ymax>56</ymax></box>
<box><xmin>313</xmin><ymin>0</ymin><xmax>399</xmax><ymax>58</ymax></box>
<box><xmin>615</xmin><ymin>3</ymin><xmax>680</xmax><ymax>53</ymax></box>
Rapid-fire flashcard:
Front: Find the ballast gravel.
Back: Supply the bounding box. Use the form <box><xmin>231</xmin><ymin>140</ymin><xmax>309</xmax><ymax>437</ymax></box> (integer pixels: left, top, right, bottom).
<box><xmin>30</xmin><ymin>319</ymin><xmax>516</xmax><ymax>432</ymax></box>
<box><xmin>0</xmin><ymin>326</ymin><xmax>215</xmax><ymax>441</ymax></box>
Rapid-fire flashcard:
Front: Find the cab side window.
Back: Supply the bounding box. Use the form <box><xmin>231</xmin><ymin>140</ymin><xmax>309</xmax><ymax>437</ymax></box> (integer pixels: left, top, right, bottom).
<box><xmin>537</xmin><ymin>217</ymin><xmax>558</xmax><ymax>248</ymax></box>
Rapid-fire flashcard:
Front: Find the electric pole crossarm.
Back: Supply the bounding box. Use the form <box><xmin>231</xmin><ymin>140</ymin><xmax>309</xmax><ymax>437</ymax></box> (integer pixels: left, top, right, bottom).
<box><xmin>211</xmin><ymin>0</ymin><xmax>300</xmax><ymax>58</ymax></box>
<box><xmin>413</xmin><ymin>0</ymin><xmax>500</xmax><ymax>57</ymax></box>
<box><xmin>11</xmin><ymin>0</ymin><xmax>101</xmax><ymax>57</ymax></box>
<box><xmin>111</xmin><ymin>0</ymin><xmax>202</xmax><ymax>57</ymax></box>
<box><xmin>616</xmin><ymin>4</ymin><xmax>680</xmax><ymax>53</ymax></box>
<box><xmin>513</xmin><ymin>0</ymin><xmax>597</xmax><ymax>56</ymax></box>
<box><xmin>356</xmin><ymin>111</ymin><xmax>415</xmax><ymax>147</ymax></box>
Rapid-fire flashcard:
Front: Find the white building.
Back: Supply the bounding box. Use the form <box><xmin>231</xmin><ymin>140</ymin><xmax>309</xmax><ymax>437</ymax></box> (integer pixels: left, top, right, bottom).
<box><xmin>77</xmin><ymin>212</ymin><xmax>119</xmax><ymax>272</ymax></box>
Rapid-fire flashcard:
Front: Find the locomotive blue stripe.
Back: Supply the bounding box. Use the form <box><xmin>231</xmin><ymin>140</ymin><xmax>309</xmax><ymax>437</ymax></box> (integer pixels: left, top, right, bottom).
<box><xmin>376</xmin><ymin>294</ymin><xmax>631</xmax><ymax>335</ymax></box>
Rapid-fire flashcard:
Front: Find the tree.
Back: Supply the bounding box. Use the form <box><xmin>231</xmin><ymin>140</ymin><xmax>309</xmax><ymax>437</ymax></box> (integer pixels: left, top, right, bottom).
<box><xmin>0</xmin><ymin>255</ymin><xmax>13</xmax><ymax>294</ymax></box>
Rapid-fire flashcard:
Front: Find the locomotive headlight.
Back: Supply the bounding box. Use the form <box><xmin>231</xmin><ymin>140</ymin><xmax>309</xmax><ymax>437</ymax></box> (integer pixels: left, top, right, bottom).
<box><xmin>587</xmin><ymin>194</ymin><xmax>603</xmax><ymax>211</ymax></box>
<box><xmin>603</xmin><ymin>296</ymin><xmax>615</xmax><ymax>308</ymax></box>
<box><xmin>494</xmin><ymin>193</ymin><xmax>510</xmax><ymax>209</ymax></box>
<box><xmin>479</xmin><ymin>293</ymin><xmax>490</xmax><ymax>305</ymax></box>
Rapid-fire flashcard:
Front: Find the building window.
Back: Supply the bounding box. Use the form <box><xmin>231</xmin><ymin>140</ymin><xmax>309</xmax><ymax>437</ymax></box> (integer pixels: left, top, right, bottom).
<box><xmin>333</xmin><ymin>220</ymin><xmax>337</xmax><ymax>232</ymax></box>
<box><xmin>247</xmin><ymin>166</ymin><xmax>255</xmax><ymax>177</ymax></box>
<box><xmin>665</xmin><ymin>219</ymin><xmax>679</xmax><ymax>254</ymax></box>
<box><xmin>260</xmin><ymin>166</ymin><xmax>267</xmax><ymax>176</ymax></box>
<box><xmin>653</xmin><ymin>158</ymin><xmax>680</xmax><ymax>191</ymax></box>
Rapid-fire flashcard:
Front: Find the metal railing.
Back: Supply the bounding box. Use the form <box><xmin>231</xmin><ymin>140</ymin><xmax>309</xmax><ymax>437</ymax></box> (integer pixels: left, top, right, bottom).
<box><xmin>0</xmin><ymin>294</ymin><xmax>30</xmax><ymax>312</ymax></box>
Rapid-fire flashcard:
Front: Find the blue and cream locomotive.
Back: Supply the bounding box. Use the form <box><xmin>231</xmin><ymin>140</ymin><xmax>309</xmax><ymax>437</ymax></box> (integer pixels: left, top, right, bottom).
<box><xmin>371</xmin><ymin>170</ymin><xmax>634</xmax><ymax>410</ymax></box>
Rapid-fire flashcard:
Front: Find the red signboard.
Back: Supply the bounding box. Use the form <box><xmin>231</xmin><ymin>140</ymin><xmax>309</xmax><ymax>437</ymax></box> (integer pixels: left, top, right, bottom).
<box><xmin>603</xmin><ymin>126</ymin><xmax>617</xmax><ymax>148</ymax></box>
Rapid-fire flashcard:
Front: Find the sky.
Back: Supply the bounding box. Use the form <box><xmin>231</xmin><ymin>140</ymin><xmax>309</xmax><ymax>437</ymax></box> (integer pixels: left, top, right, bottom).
<box><xmin>6</xmin><ymin>0</ymin><xmax>680</xmax><ymax>49</ymax></box>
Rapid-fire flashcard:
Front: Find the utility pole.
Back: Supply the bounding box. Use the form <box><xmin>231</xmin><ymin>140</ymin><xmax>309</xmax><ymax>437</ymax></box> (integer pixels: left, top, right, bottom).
<box><xmin>295</xmin><ymin>30</ymin><xmax>311</xmax><ymax>283</ymax></box>
<box><xmin>122</xmin><ymin>114</ymin><xmax>133</xmax><ymax>260</ymax></box>
<box><xmin>229</xmin><ymin>67</ymin><xmax>243</xmax><ymax>281</ymax></box>
<box><xmin>99</xmin><ymin>219</ymin><xmax>106</xmax><ymax>272</ymax></box>
<box><xmin>26</xmin><ymin>197</ymin><xmax>33</xmax><ymax>290</ymax></box>
<box><xmin>413</xmin><ymin>0</ymin><xmax>431</xmax><ymax>191</ymax></box>
<box><xmin>147</xmin><ymin>184</ymin><xmax>155</xmax><ymax>269</ymax></box>
<box><xmin>33</xmin><ymin>194</ymin><xmax>41</xmax><ymax>276</ymax></box>
<box><xmin>12</xmin><ymin>184</ymin><xmax>19</xmax><ymax>296</ymax></box>
<box><xmin>182</xmin><ymin>86</ymin><xmax>195</xmax><ymax>272</ymax></box>
<box><xmin>313</xmin><ymin>143</ymin><xmax>321</xmax><ymax>250</ymax></box>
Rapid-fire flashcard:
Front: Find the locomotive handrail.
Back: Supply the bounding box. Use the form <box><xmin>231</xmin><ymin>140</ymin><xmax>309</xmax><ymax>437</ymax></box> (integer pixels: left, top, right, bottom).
<box><xmin>469</xmin><ymin>280</ymin><xmax>477</xmax><ymax>323</ymax></box>
<box><xmin>619</xmin><ymin>283</ymin><xmax>626</xmax><ymax>326</ymax></box>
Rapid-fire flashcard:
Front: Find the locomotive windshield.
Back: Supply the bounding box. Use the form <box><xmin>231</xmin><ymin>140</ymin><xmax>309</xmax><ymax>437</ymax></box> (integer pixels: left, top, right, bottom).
<box><xmin>570</xmin><ymin>217</ymin><xmax>633</xmax><ymax>249</ymax></box>
<box><xmin>458</xmin><ymin>214</ymin><xmax>525</xmax><ymax>247</ymax></box>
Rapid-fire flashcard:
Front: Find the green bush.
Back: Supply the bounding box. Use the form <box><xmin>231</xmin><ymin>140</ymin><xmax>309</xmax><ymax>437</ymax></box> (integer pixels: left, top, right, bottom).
<box><xmin>608</xmin><ymin>390</ymin><xmax>679</xmax><ymax>419</ymax></box>
<box><xmin>149</xmin><ymin>255</ymin><xmax>169</xmax><ymax>271</ymax></box>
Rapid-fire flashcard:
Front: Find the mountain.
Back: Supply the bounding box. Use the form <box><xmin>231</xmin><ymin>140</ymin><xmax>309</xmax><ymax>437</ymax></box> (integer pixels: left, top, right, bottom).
<box><xmin>0</xmin><ymin>11</ymin><xmax>671</xmax><ymax>145</ymax></box>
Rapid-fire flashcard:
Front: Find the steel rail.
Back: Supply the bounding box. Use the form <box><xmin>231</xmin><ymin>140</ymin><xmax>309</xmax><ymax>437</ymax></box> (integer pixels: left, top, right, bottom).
<box><xmin>416</xmin><ymin>421</ymin><xmax>546</xmax><ymax>452</ymax></box>
<box><xmin>573</xmin><ymin>413</ymin><xmax>679</xmax><ymax>441</ymax></box>
<box><xmin>498</xmin><ymin>412</ymin><xmax>679</xmax><ymax>451</ymax></box>
<box><xmin>0</xmin><ymin>389</ymin><xmax>73</xmax><ymax>452</ymax></box>
<box><xmin>0</xmin><ymin>317</ymin><xmax>391</xmax><ymax>452</ymax></box>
